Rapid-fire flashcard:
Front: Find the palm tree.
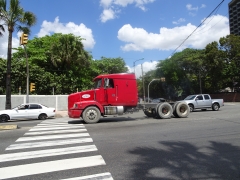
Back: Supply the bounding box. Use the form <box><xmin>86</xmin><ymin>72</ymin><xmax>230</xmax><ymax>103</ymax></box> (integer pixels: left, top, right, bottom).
<box><xmin>0</xmin><ymin>0</ymin><xmax>36</xmax><ymax>109</ymax></box>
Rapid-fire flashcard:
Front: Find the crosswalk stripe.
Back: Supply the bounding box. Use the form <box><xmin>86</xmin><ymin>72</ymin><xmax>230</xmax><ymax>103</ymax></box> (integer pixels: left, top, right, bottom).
<box><xmin>16</xmin><ymin>133</ymin><xmax>90</xmax><ymax>142</ymax></box>
<box><xmin>6</xmin><ymin>138</ymin><xmax>93</xmax><ymax>150</ymax></box>
<box><xmin>61</xmin><ymin>172</ymin><xmax>114</xmax><ymax>180</ymax></box>
<box><xmin>0</xmin><ymin>155</ymin><xmax>106</xmax><ymax>179</ymax></box>
<box><xmin>37</xmin><ymin>123</ymin><xmax>84</xmax><ymax>126</ymax></box>
<box><xmin>24</xmin><ymin>128</ymin><xmax>87</xmax><ymax>135</ymax></box>
<box><xmin>29</xmin><ymin>126</ymin><xmax>84</xmax><ymax>131</ymax></box>
<box><xmin>0</xmin><ymin>145</ymin><xmax>97</xmax><ymax>162</ymax></box>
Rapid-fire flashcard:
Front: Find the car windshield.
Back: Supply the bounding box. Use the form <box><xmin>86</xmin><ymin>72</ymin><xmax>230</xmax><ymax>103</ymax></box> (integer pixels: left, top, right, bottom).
<box><xmin>94</xmin><ymin>79</ymin><xmax>102</xmax><ymax>89</ymax></box>
<box><xmin>184</xmin><ymin>95</ymin><xmax>196</xmax><ymax>100</ymax></box>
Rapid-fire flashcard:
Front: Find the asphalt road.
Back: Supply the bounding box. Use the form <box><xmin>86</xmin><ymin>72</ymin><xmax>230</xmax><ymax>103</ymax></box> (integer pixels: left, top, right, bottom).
<box><xmin>0</xmin><ymin>103</ymin><xmax>239</xmax><ymax>180</ymax></box>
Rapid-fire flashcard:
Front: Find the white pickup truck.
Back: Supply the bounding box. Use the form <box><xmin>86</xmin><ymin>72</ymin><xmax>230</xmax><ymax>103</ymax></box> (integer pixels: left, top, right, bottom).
<box><xmin>181</xmin><ymin>94</ymin><xmax>224</xmax><ymax>112</ymax></box>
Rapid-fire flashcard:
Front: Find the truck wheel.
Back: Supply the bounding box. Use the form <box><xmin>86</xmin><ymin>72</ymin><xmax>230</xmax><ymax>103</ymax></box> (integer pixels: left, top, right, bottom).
<box><xmin>143</xmin><ymin>109</ymin><xmax>153</xmax><ymax>117</ymax></box>
<box><xmin>212</xmin><ymin>103</ymin><xmax>220</xmax><ymax>111</ymax></box>
<box><xmin>82</xmin><ymin>106</ymin><xmax>101</xmax><ymax>124</ymax></box>
<box><xmin>173</xmin><ymin>102</ymin><xmax>180</xmax><ymax>117</ymax></box>
<box><xmin>157</xmin><ymin>102</ymin><xmax>173</xmax><ymax>119</ymax></box>
<box><xmin>189</xmin><ymin>104</ymin><xmax>194</xmax><ymax>112</ymax></box>
<box><xmin>175</xmin><ymin>102</ymin><xmax>190</xmax><ymax>118</ymax></box>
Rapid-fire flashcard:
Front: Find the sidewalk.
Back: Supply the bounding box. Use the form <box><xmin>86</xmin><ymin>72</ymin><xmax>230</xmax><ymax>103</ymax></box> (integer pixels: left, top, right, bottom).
<box><xmin>55</xmin><ymin>111</ymin><xmax>68</xmax><ymax>118</ymax></box>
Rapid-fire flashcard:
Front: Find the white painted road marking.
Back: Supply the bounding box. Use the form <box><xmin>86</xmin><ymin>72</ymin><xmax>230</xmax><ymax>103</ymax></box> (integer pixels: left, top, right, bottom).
<box><xmin>0</xmin><ymin>155</ymin><xmax>106</xmax><ymax>179</ymax></box>
<box><xmin>29</xmin><ymin>126</ymin><xmax>84</xmax><ymax>131</ymax></box>
<box><xmin>6</xmin><ymin>138</ymin><xmax>93</xmax><ymax>150</ymax></box>
<box><xmin>61</xmin><ymin>172</ymin><xmax>114</xmax><ymax>180</ymax></box>
<box><xmin>24</xmin><ymin>128</ymin><xmax>87</xmax><ymax>135</ymax></box>
<box><xmin>16</xmin><ymin>133</ymin><xmax>90</xmax><ymax>142</ymax></box>
<box><xmin>0</xmin><ymin>145</ymin><xmax>97</xmax><ymax>162</ymax></box>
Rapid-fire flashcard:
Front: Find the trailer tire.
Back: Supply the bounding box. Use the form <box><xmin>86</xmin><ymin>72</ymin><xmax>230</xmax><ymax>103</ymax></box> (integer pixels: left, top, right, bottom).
<box><xmin>82</xmin><ymin>106</ymin><xmax>100</xmax><ymax>124</ymax></box>
<box><xmin>174</xmin><ymin>102</ymin><xmax>190</xmax><ymax>118</ymax></box>
<box><xmin>212</xmin><ymin>103</ymin><xmax>220</xmax><ymax>111</ymax></box>
<box><xmin>157</xmin><ymin>102</ymin><xmax>173</xmax><ymax>119</ymax></box>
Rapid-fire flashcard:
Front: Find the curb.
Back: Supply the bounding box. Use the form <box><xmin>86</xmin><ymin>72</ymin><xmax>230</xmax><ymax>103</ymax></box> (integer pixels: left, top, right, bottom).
<box><xmin>0</xmin><ymin>124</ymin><xmax>18</xmax><ymax>130</ymax></box>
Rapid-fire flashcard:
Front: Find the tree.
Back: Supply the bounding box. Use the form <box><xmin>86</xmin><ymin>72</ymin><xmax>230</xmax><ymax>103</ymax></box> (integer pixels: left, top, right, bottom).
<box><xmin>0</xmin><ymin>0</ymin><xmax>36</xmax><ymax>109</ymax></box>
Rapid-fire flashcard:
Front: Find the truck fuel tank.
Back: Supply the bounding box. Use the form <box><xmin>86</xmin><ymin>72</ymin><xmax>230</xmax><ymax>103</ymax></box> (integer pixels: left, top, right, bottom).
<box><xmin>104</xmin><ymin>106</ymin><xmax>124</xmax><ymax>115</ymax></box>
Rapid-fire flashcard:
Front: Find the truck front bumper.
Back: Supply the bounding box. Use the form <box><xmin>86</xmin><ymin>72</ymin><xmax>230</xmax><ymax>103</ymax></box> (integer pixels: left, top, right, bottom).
<box><xmin>68</xmin><ymin>109</ymin><xmax>83</xmax><ymax>118</ymax></box>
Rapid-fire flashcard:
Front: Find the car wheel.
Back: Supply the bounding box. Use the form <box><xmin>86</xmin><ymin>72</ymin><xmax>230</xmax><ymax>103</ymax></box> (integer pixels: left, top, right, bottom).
<box><xmin>189</xmin><ymin>104</ymin><xmax>194</xmax><ymax>112</ymax></box>
<box><xmin>212</xmin><ymin>103</ymin><xmax>220</xmax><ymax>111</ymax></box>
<box><xmin>157</xmin><ymin>102</ymin><xmax>173</xmax><ymax>119</ymax></box>
<box><xmin>82</xmin><ymin>106</ymin><xmax>101</xmax><ymax>124</ymax></box>
<box><xmin>38</xmin><ymin>114</ymin><xmax>47</xmax><ymax>120</ymax></box>
<box><xmin>0</xmin><ymin>115</ymin><xmax>9</xmax><ymax>122</ymax></box>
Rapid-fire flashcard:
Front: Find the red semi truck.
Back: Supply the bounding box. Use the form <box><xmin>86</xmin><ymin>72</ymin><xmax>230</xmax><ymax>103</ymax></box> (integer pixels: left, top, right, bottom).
<box><xmin>68</xmin><ymin>73</ymin><xmax>190</xmax><ymax>123</ymax></box>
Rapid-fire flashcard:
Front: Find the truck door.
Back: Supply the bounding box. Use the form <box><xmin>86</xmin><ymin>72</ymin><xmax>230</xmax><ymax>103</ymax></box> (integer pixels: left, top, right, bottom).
<box><xmin>195</xmin><ymin>95</ymin><xmax>205</xmax><ymax>108</ymax></box>
<box><xmin>104</xmin><ymin>78</ymin><xmax>116</xmax><ymax>105</ymax></box>
<box><xmin>203</xmin><ymin>94</ymin><xmax>212</xmax><ymax>107</ymax></box>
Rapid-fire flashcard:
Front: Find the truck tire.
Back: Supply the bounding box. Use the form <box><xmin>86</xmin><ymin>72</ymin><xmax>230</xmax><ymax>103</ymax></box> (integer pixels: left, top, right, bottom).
<box><xmin>143</xmin><ymin>109</ymin><xmax>153</xmax><ymax>117</ymax></box>
<box><xmin>174</xmin><ymin>102</ymin><xmax>190</xmax><ymax>118</ymax></box>
<box><xmin>212</xmin><ymin>103</ymin><xmax>220</xmax><ymax>111</ymax></box>
<box><xmin>173</xmin><ymin>102</ymin><xmax>180</xmax><ymax>117</ymax></box>
<box><xmin>157</xmin><ymin>102</ymin><xmax>173</xmax><ymax>119</ymax></box>
<box><xmin>188</xmin><ymin>104</ymin><xmax>194</xmax><ymax>112</ymax></box>
<box><xmin>82</xmin><ymin>106</ymin><xmax>101</xmax><ymax>124</ymax></box>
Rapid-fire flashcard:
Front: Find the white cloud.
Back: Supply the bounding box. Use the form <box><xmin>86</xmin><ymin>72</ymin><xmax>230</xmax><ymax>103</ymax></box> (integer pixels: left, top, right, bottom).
<box><xmin>201</xmin><ymin>4</ymin><xmax>206</xmax><ymax>8</ymax></box>
<box><xmin>37</xmin><ymin>17</ymin><xmax>95</xmax><ymax>49</ymax></box>
<box><xmin>173</xmin><ymin>18</ymin><xmax>186</xmax><ymax>25</ymax></box>
<box><xmin>0</xmin><ymin>25</ymin><xmax>22</xmax><ymax>59</ymax></box>
<box><xmin>99</xmin><ymin>0</ymin><xmax>155</xmax><ymax>22</ymax></box>
<box><xmin>100</xmin><ymin>8</ymin><xmax>116</xmax><ymax>23</ymax></box>
<box><xmin>186</xmin><ymin>4</ymin><xmax>198</xmax><ymax>11</ymax></box>
<box><xmin>118</xmin><ymin>14</ymin><xmax>229</xmax><ymax>52</ymax></box>
<box><xmin>127</xmin><ymin>60</ymin><xmax>158</xmax><ymax>78</ymax></box>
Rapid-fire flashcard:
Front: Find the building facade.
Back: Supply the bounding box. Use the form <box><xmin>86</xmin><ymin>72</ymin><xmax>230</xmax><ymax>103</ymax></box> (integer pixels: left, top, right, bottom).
<box><xmin>229</xmin><ymin>0</ymin><xmax>240</xmax><ymax>35</ymax></box>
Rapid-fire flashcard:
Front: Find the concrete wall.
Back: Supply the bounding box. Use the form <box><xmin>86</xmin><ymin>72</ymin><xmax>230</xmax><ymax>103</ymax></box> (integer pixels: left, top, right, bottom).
<box><xmin>0</xmin><ymin>95</ymin><xmax>68</xmax><ymax>111</ymax></box>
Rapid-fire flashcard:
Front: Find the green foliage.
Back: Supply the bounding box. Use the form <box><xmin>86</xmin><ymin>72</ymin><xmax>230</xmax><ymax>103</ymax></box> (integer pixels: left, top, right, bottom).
<box><xmin>0</xmin><ymin>33</ymin><xmax>129</xmax><ymax>95</ymax></box>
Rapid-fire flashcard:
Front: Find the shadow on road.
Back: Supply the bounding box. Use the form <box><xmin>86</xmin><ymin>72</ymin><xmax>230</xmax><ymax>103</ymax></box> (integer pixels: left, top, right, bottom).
<box><xmin>129</xmin><ymin>141</ymin><xmax>240</xmax><ymax>180</ymax></box>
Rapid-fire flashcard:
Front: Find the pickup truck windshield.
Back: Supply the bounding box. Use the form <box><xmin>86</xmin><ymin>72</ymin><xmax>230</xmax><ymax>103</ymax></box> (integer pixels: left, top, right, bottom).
<box><xmin>184</xmin><ymin>95</ymin><xmax>196</xmax><ymax>100</ymax></box>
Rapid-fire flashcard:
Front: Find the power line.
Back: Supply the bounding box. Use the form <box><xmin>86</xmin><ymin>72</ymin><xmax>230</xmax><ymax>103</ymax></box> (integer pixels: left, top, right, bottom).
<box><xmin>170</xmin><ymin>0</ymin><xmax>225</xmax><ymax>57</ymax></box>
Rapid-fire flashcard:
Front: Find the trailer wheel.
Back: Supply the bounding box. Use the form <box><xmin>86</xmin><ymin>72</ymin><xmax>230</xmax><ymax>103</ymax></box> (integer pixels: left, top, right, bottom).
<box><xmin>82</xmin><ymin>106</ymin><xmax>100</xmax><ymax>124</ymax></box>
<box><xmin>157</xmin><ymin>102</ymin><xmax>173</xmax><ymax>119</ymax></box>
<box><xmin>212</xmin><ymin>103</ymin><xmax>220</xmax><ymax>111</ymax></box>
<box><xmin>174</xmin><ymin>102</ymin><xmax>190</xmax><ymax>118</ymax></box>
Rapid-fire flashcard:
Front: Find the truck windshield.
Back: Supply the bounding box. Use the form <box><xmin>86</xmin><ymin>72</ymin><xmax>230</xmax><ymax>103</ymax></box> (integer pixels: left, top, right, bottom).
<box><xmin>184</xmin><ymin>95</ymin><xmax>196</xmax><ymax>100</ymax></box>
<box><xmin>94</xmin><ymin>79</ymin><xmax>102</xmax><ymax>89</ymax></box>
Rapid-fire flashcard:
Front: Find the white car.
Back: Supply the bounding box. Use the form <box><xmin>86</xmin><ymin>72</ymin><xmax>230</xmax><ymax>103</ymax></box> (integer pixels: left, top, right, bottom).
<box><xmin>0</xmin><ymin>103</ymin><xmax>56</xmax><ymax>122</ymax></box>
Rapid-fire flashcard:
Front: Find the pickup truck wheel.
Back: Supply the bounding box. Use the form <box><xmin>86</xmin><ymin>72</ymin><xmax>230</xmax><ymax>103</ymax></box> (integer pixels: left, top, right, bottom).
<box><xmin>189</xmin><ymin>104</ymin><xmax>194</xmax><ymax>112</ymax></box>
<box><xmin>212</xmin><ymin>103</ymin><xmax>220</xmax><ymax>111</ymax></box>
<box><xmin>0</xmin><ymin>115</ymin><xmax>9</xmax><ymax>122</ymax></box>
<box><xmin>175</xmin><ymin>102</ymin><xmax>190</xmax><ymax>118</ymax></box>
<box><xmin>82</xmin><ymin>106</ymin><xmax>100</xmax><ymax>124</ymax></box>
<box><xmin>157</xmin><ymin>102</ymin><xmax>173</xmax><ymax>119</ymax></box>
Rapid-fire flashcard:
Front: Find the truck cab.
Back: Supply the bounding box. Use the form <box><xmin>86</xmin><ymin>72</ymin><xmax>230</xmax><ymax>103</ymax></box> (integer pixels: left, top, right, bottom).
<box><xmin>68</xmin><ymin>73</ymin><xmax>138</xmax><ymax>123</ymax></box>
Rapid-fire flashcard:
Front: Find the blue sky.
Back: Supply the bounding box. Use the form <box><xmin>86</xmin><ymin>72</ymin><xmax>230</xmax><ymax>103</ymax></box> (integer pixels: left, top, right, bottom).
<box><xmin>0</xmin><ymin>0</ymin><xmax>230</xmax><ymax>78</ymax></box>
